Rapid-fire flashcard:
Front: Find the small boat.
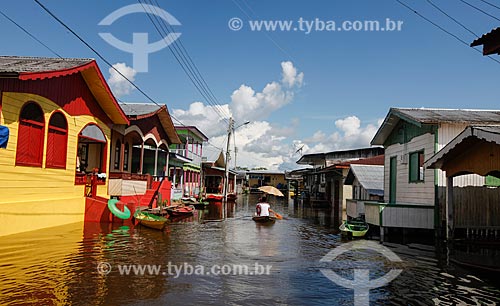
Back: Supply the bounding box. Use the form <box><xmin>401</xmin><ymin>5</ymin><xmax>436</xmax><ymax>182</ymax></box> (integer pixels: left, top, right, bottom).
<box><xmin>205</xmin><ymin>194</ymin><xmax>223</xmax><ymax>202</ymax></box>
<box><xmin>340</xmin><ymin>218</ymin><xmax>369</xmax><ymax>238</ymax></box>
<box><xmin>134</xmin><ymin>211</ymin><xmax>169</xmax><ymax>230</ymax></box>
<box><xmin>252</xmin><ymin>215</ymin><xmax>276</xmax><ymax>224</ymax></box>
<box><xmin>166</xmin><ymin>205</ymin><xmax>194</xmax><ymax>217</ymax></box>
<box><xmin>181</xmin><ymin>197</ymin><xmax>209</xmax><ymax>209</ymax></box>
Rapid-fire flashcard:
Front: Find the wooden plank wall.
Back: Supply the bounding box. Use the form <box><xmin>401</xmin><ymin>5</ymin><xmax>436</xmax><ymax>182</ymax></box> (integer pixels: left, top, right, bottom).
<box><xmin>454</xmin><ymin>186</ymin><xmax>500</xmax><ymax>228</ymax></box>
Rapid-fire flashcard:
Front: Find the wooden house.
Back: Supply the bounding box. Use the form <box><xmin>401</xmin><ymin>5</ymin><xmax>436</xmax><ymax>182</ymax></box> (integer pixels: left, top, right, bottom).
<box><xmin>202</xmin><ymin>152</ymin><xmax>236</xmax><ymax>195</ymax></box>
<box><xmin>344</xmin><ymin>155</ymin><xmax>385</xmax><ymax>220</ymax></box>
<box><xmin>108</xmin><ymin>103</ymin><xmax>181</xmax><ymax>206</ymax></box>
<box><xmin>296</xmin><ymin>147</ymin><xmax>384</xmax><ymax>223</ymax></box>
<box><xmin>169</xmin><ymin>126</ymin><xmax>208</xmax><ymax>199</ymax></box>
<box><xmin>0</xmin><ymin>56</ymin><xmax>129</xmax><ymax>236</ymax></box>
<box><xmin>246</xmin><ymin>170</ymin><xmax>286</xmax><ymax>190</ymax></box>
<box><xmin>370</xmin><ymin>108</ymin><xmax>500</xmax><ymax>239</ymax></box>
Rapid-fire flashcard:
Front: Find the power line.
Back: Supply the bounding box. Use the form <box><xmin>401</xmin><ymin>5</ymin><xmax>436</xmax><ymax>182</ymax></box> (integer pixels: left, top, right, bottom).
<box><xmin>150</xmin><ymin>0</ymin><xmax>230</xmax><ymax>120</ymax></box>
<box><xmin>426</xmin><ymin>0</ymin><xmax>479</xmax><ymax>37</ymax></box>
<box><xmin>458</xmin><ymin>0</ymin><xmax>500</xmax><ymax>22</ymax></box>
<box><xmin>395</xmin><ymin>0</ymin><xmax>500</xmax><ymax>65</ymax></box>
<box><xmin>32</xmin><ymin>0</ymin><xmax>193</xmax><ymax>126</ymax></box>
<box><xmin>478</xmin><ymin>0</ymin><xmax>500</xmax><ymax>11</ymax></box>
<box><xmin>139</xmin><ymin>0</ymin><xmax>230</xmax><ymax>125</ymax></box>
<box><xmin>0</xmin><ymin>9</ymin><xmax>62</xmax><ymax>58</ymax></box>
<box><xmin>230</xmin><ymin>0</ymin><xmax>297</xmax><ymax>63</ymax></box>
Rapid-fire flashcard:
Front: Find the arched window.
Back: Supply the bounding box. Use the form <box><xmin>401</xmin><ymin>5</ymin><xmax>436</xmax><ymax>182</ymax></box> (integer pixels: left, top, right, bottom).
<box><xmin>123</xmin><ymin>142</ymin><xmax>129</xmax><ymax>171</ymax></box>
<box><xmin>16</xmin><ymin>102</ymin><xmax>45</xmax><ymax>167</ymax></box>
<box><xmin>46</xmin><ymin>112</ymin><xmax>68</xmax><ymax>169</ymax></box>
<box><xmin>114</xmin><ymin>139</ymin><xmax>121</xmax><ymax>170</ymax></box>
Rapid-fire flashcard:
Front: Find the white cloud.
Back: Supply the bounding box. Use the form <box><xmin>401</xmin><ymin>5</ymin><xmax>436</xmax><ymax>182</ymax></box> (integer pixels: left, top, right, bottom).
<box><xmin>107</xmin><ymin>63</ymin><xmax>137</xmax><ymax>98</ymax></box>
<box><xmin>281</xmin><ymin>61</ymin><xmax>304</xmax><ymax>87</ymax></box>
<box><xmin>173</xmin><ymin>61</ymin><xmax>305</xmax><ymax>171</ymax></box>
<box><xmin>230</xmin><ymin>61</ymin><xmax>303</xmax><ymax>123</ymax></box>
<box><xmin>172</xmin><ymin>102</ymin><xmax>230</xmax><ymax>138</ymax></box>
<box><xmin>300</xmin><ymin>116</ymin><xmax>383</xmax><ymax>154</ymax></box>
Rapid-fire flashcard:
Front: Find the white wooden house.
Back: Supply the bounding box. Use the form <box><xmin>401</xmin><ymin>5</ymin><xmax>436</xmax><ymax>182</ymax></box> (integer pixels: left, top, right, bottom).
<box><xmin>370</xmin><ymin>108</ymin><xmax>500</xmax><ymax>239</ymax></box>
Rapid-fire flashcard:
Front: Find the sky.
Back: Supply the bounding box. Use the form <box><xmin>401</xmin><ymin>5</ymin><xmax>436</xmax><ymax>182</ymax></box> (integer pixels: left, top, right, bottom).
<box><xmin>1</xmin><ymin>0</ymin><xmax>499</xmax><ymax>171</ymax></box>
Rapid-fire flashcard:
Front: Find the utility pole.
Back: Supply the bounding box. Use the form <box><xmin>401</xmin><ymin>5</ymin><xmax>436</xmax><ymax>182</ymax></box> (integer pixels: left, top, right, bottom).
<box><xmin>223</xmin><ymin>117</ymin><xmax>234</xmax><ymax>209</ymax></box>
<box><xmin>234</xmin><ymin>146</ymin><xmax>238</xmax><ymax>195</ymax></box>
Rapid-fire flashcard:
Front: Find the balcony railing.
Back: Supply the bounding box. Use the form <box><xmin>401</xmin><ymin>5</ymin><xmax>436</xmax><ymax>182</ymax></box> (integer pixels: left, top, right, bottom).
<box><xmin>364</xmin><ymin>201</ymin><xmax>435</xmax><ymax>229</ymax></box>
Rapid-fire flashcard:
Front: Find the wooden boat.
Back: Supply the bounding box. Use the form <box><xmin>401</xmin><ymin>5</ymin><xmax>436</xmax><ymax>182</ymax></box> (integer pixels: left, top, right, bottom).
<box><xmin>134</xmin><ymin>211</ymin><xmax>169</xmax><ymax>230</ymax></box>
<box><xmin>340</xmin><ymin>218</ymin><xmax>369</xmax><ymax>238</ymax></box>
<box><xmin>205</xmin><ymin>194</ymin><xmax>223</xmax><ymax>202</ymax></box>
<box><xmin>181</xmin><ymin>198</ymin><xmax>209</xmax><ymax>209</ymax></box>
<box><xmin>166</xmin><ymin>205</ymin><xmax>194</xmax><ymax>217</ymax></box>
<box><xmin>252</xmin><ymin>215</ymin><xmax>276</xmax><ymax>224</ymax></box>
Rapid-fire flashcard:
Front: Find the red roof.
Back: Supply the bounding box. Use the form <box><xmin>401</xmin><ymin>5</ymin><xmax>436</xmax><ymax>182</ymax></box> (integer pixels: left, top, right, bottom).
<box><xmin>349</xmin><ymin>154</ymin><xmax>385</xmax><ymax>165</ymax></box>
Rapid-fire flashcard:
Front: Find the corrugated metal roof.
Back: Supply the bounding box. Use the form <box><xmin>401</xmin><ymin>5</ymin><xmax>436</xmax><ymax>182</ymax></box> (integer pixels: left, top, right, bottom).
<box><xmin>344</xmin><ymin>165</ymin><xmax>384</xmax><ymax>195</ymax></box>
<box><xmin>394</xmin><ymin>108</ymin><xmax>500</xmax><ymax>124</ymax></box>
<box><xmin>372</xmin><ymin>108</ymin><xmax>500</xmax><ymax>145</ymax></box>
<box><xmin>0</xmin><ymin>56</ymin><xmax>93</xmax><ymax>73</ymax></box>
<box><xmin>471</xmin><ymin>27</ymin><xmax>500</xmax><ymax>55</ymax></box>
<box><xmin>120</xmin><ymin>103</ymin><xmax>162</xmax><ymax>116</ymax></box>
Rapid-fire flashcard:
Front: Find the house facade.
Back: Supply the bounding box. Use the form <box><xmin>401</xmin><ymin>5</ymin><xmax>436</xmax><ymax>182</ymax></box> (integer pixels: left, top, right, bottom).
<box><xmin>246</xmin><ymin>170</ymin><xmax>286</xmax><ymax>189</ymax></box>
<box><xmin>296</xmin><ymin>147</ymin><xmax>384</xmax><ymax>223</ymax></box>
<box><xmin>0</xmin><ymin>56</ymin><xmax>129</xmax><ymax>236</ymax></box>
<box><xmin>370</xmin><ymin>108</ymin><xmax>500</xmax><ymax>238</ymax></box>
<box><xmin>108</xmin><ymin>103</ymin><xmax>181</xmax><ymax>200</ymax></box>
<box><xmin>169</xmin><ymin>126</ymin><xmax>208</xmax><ymax>199</ymax></box>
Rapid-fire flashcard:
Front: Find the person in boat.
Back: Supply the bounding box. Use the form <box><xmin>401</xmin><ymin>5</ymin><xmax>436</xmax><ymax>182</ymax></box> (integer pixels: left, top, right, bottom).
<box><xmin>256</xmin><ymin>196</ymin><xmax>274</xmax><ymax>217</ymax></box>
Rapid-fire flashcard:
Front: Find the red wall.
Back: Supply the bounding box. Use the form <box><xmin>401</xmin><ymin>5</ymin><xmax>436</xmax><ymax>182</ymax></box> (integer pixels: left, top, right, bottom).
<box><xmin>0</xmin><ymin>73</ymin><xmax>113</xmax><ymax>125</ymax></box>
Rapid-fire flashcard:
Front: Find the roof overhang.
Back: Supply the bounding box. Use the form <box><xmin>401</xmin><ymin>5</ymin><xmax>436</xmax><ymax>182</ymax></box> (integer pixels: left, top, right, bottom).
<box><xmin>169</xmin><ymin>153</ymin><xmax>192</xmax><ymax>163</ymax></box>
<box><xmin>371</xmin><ymin>108</ymin><xmax>422</xmax><ymax>146</ymax></box>
<box><xmin>471</xmin><ymin>27</ymin><xmax>500</xmax><ymax>55</ymax></box>
<box><xmin>425</xmin><ymin>125</ymin><xmax>500</xmax><ymax>170</ymax></box>
<box><xmin>296</xmin><ymin>153</ymin><xmax>325</xmax><ymax>165</ymax></box>
<box><xmin>18</xmin><ymin>60</ymin><xmax>129</xmax><ymax>125</ymax></box>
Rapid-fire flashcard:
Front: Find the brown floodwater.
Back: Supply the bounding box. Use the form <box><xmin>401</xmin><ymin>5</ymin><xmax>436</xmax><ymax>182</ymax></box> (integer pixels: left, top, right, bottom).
<box><xmin>0</xmin><ymin>194</ymin><xmax>499</xmax><ymax>305</ymax></box>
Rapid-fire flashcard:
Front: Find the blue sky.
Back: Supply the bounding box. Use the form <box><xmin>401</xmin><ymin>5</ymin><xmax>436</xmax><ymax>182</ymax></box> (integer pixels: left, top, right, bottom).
<box><xmin>1</xmin><ymin>0</ymin><xmax>499</xmax><ymax>170</ymax></box>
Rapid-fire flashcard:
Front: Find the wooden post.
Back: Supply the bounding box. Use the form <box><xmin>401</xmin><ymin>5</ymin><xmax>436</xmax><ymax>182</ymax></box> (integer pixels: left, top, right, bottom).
<box><xmin>139</xmin><ymin>142</ymin><xmax>144</xmax><ymax>174</ymax></box>
<box><xmin>446</xmin><ymin>176</ymin><xmax>454</xmax><ymax>240</ymax></box>
<box><xmin>153</xmin><ymin>146</ymin><xmax>159</xmax><ymax>177</ymax></box>
<box><xmin>119</xmin><ymin>140</ymin><xmax>125</xmax><ymax>172</ymax></box>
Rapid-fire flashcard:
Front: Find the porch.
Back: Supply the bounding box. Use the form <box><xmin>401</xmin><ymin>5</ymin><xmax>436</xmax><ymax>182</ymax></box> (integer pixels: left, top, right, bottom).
<box><xmin>363</xmin><ymin>201</ymin><xmax>435</xmax><ymax>229</ymax></box>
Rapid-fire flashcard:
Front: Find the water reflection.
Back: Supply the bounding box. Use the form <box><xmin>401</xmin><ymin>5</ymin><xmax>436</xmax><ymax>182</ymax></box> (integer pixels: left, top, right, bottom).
<box><xmin>0</xmin><ymin>194</ymin><xmax>499</xmax><ymax>305</ymax></box>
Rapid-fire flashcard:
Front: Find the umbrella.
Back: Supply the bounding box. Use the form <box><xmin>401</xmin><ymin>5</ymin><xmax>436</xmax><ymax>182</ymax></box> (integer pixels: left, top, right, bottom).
<box><xmin>258</xmin><ymin>186</ymin><xmax>284</xmax><ymax>197</ymax></box>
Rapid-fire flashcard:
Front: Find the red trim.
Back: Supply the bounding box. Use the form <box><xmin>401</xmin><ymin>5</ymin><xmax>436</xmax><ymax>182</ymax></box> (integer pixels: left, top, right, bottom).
<box><xmin>46</xmin><ymin>111</ymin><xmax>68</xmax><ymax>169</ymax></box>
<box><xmin>19</xmin><ymin>60</ymin><xmax>129</xmax><ymax>125</ymax></box>
<box><xmin>15</xmin><ymin>102</ymin><xmax>44</xmax><ymax>167</ymax></box>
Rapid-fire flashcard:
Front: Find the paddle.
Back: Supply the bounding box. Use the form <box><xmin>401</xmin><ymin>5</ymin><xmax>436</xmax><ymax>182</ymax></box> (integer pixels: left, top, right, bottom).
<box><xmin>270</xmin><ymin>209</ymin><xmax>283</xmax><ymax>220</ymax></box>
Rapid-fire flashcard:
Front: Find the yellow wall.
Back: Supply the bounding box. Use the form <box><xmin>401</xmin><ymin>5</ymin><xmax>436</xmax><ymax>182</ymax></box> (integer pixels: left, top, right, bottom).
<box><xmin>248</xmin><ymin>173</ymin><xmax>287</xmax><ymax>187</ymax></box>
<box><xmin>0</xmin><ymin>92</ymin><xmax>112</xmax><ymax>236</ymax></box>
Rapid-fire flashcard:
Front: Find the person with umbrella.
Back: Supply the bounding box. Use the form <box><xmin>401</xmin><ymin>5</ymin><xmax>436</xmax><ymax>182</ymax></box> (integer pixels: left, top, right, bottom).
<box><xmin>256</xmin><ymin>196</ymin><xmax>272</xmax><ymax>217</ymax></box>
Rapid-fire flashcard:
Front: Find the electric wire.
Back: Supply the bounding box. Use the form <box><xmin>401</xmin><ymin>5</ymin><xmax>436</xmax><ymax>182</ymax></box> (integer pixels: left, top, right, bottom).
<box><xmin>395</xmin><ymin>0</ymin><xmax>500</xmax><ymax>65</ymax></box>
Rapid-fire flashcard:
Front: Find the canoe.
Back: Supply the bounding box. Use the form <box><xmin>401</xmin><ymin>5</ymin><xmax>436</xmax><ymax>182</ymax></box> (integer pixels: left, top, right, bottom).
<box><xmin>166</xmin><ymin>205</ymin><xmax>194</xmax><ymax>217</ymax></box>
<box><xmin>205</xmin><ymin>194</ymin><xmax>223</xmax><ymax>202</ymax></box>
<box><xmin>252</xmin><ymin>215</ymin><xmax>276</xmax><ymax>224</ymax></box>
<box><xmin>134</xmin><ymin>211</ymin><xmax>169</xmax><ymax>230</ymax></box>
<box><xmin>340</xmin><ymin>218</ymin><xmax>369</xmax><ymax>238</ymax></box>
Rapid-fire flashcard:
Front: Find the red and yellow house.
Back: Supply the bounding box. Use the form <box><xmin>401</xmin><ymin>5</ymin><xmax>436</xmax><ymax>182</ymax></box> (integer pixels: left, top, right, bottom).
<box><xmin>0</xmin><ymin>56</ymin><xmax>129</xmax><ymax>236</ymax></box>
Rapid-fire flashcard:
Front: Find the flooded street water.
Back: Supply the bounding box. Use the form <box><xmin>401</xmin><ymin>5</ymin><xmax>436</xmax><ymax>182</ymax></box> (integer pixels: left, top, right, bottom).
<box><xmin>1</xmin><ymin>194</ymin><xmax>499</xmax><ymax>305</ymax></box>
